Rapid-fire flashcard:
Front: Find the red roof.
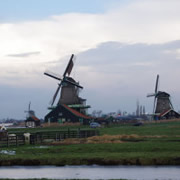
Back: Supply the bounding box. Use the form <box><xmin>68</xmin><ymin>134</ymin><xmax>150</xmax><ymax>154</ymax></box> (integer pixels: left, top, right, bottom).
<box><xmin>63</xmin><ymin>104</ymin><xmax>91</xmax><ymax>119</ymax></box>
<box><xmin>159</xmin><ymin>109</ymin><xmax>172</xmax><ymax>117</ymax></box>
<box><xmin>30</xmin><ymin>116</ymin><xmax>40</xmax><ymax>121</ymax></box>
<box><xmin>159</xmin><ymin>109</ymin><xmax>180</xmax><ymax>117</ymax></box>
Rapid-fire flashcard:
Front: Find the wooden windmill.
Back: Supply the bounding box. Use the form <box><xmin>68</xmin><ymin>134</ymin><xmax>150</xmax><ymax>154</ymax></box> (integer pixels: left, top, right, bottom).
<box><xmin>147</xmin><ymin>74</ymin><xmax>176</xmax><ymax>119</ymax></box>
<box><xmin>44</xmin><ymin>54</ymin><xmax>84</xmax><ymax>106</ymax></box>
<box><xmin>44</xmin><ymin>54</ymin><xmax>91</xmax><ymax>124</ymax></box>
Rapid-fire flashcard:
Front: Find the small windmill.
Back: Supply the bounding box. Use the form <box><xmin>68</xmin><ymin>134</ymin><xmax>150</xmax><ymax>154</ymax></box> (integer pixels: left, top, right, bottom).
<box><xmin>44</xmin><ymin>54</ymin><xmax>85</xmax><ymax>107</ymax></box>
<box><xmin>147</xmin><ymin>74</ymin><xmax>173</xmax><ymax>116</ymax></box>
<box><xmin>24</xmin><ymin>102</ymin><xmax>40</xmax><ymax>127</ymax></box>
<box><xmin>24</xmin><ymin>102</ymin><xmax>35</xmax><ymax>118</ymax></box>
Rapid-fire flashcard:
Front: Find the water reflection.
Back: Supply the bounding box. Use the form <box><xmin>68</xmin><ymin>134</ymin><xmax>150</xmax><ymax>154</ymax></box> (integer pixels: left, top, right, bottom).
<box><xmin>0</xmin><ymin>165</ymin><xmax>179</xmax><ymax>180</ymax></box>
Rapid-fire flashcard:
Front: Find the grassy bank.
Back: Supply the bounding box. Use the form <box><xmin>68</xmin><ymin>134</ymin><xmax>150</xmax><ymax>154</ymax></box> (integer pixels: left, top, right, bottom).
<box><xmin>9</xmin><ymin>120</ymin><xmax>180</xmax><ymax>136</ymax></box>
<box><xmin>1</xmin><ymin>120</ymin><xmax>180</xmax><ymax>166</ymax></box>
<box><xmin>1</xmin><ymin>139</ymin><xmax>180</xmax><ymax>165</ymax></box>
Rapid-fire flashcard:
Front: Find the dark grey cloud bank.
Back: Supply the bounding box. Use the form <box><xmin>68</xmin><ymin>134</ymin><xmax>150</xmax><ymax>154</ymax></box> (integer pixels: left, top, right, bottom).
<box><xmin>1</xmin><ymin>40</ymin><xmax>180</xmax><ymax>119</ymax></box>
<box><xmin>78</xmin><ymin>40</ymin><xmax>180</xmax><ymax>66</ymax></box>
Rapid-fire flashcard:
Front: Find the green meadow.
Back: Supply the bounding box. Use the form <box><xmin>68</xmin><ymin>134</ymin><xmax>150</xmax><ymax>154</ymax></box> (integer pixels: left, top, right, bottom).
<box><xmin>1</xmin><ymin>120</ymin><xmax>180</xmax><ymax>166</ymax></box>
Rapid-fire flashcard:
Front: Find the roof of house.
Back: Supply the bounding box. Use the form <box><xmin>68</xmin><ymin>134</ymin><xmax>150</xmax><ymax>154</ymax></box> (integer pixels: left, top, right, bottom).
<box><xmin>26</xmin><ymin>116</ymin><xmax>40</xmax><ymax>121</ymax></box>
<box><xmin>63</xmin><ymin>104</ymin><xmax>92</xmax><ymax>119</ymax></box>
<box><xmin>159</xmin><ymin>109</ymin><xmax>180</xmax><ymax>117</ymax></box>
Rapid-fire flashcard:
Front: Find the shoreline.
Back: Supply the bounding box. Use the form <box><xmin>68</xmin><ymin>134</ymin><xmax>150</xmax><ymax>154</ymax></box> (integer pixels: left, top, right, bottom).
<box><xmin>0</xmin><ymin>157</ymin><xmax>180</xmax><ymax>166</ymax></box>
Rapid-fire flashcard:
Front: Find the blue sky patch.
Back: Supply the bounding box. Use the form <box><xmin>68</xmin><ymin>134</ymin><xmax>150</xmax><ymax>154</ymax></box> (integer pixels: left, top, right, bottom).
<box><xmin>0</xmin><ymin>0</ymin><xmax>128</xmax><ymax>22</ymax></box>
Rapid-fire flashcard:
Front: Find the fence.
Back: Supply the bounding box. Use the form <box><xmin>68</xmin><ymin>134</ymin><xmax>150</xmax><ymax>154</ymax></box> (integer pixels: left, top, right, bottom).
<box><xmin>0</xmin><ymin>135</ymin><xmax>25</xmax><ymax>147</ymax></box>
<box><xmin>0</xmin><ymin>129</ymin><xmax>99</xmax><ymax>147</ymax></box>
<box><xmin>30</xmin><ymin>129</ymin><xmax>99</xmax><ymax>144</ymax></box>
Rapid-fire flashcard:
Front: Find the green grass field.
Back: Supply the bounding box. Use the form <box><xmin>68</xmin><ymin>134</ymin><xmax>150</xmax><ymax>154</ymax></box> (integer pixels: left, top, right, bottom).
<box><xmin>1</xmin><ymin>120</ymin><xmax>180</xmax><ymax>166</ymax></box>
<box><xmin>9</xmin><ymin>120</ymin><xmax>180</xmax><ymax>136</ymax></box>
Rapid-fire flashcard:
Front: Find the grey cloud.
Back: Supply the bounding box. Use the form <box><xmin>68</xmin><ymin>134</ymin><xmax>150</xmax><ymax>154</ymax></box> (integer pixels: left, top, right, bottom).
<box><xmin>75</xmin><ymin>40</ymin><xmax>180</xmax><ymax>113</ymax></box>
<box><xmin>78</xmin><ymin>40</ymin><xmax>180</xmax><ymax>67</ymax></box>
<box><xmin>1</xmin><ymin>40</ymin><xmax>180</xmax><ymax>119</ymax></box>
<box><xmin>7</xmin><ymin>51</ymin><xmax>41</xmax><ymax>57</ymax></box>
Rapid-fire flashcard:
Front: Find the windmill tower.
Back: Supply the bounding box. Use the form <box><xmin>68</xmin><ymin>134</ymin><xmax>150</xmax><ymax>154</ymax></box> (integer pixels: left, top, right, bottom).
<box><xmin>44</xmin><ymin>54</ymin><xmax>84</xmax><ymax>107</ymax></box>
<box><xmin>44</xmin><ymin>54</ymin><xmax>91</xmax><ymax>124</ymax></box>
<box><xmin>147</xmin><ymin>74</ymin><xmax>174</xmax><ymax>119</ymax></box>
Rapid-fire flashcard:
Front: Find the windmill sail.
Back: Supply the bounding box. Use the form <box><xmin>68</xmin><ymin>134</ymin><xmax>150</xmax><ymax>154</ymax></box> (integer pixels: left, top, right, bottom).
<box><xmin>65</xmin><ymin>79</ymin><xmax>83</xmax><ymax>89</ymax></box>
<box><xmin>153</xmin><ymin>96</ymin><xmax>156</xmax><ymax>114</ymax></box>
<box><xmin>51</xmin><ymin>85</ymin><xmax>61</xmax><ymax>106</ymax></box>
<box><xmin>44</xmin><ymin>70</ymin><xmax>62</xmax><ymax>81</ymax></box>
<box><xmin>28</xmin><ymin>102</ymin><xmax>31</xmax><ymax>112</ymax></box>
<box><xmin>155</xmin><ymin>74</ymin><xmax>159</xmax><ymax>94</ymax></box>
<box><xmin>63</xmin><ymin>54</ymin><xmax>74</xmax><ymax>76</ymax></box>
<box><xmin>147</xmin><ymin>93</ymin><xmax>156</xmax><ymax>97</ymax></box>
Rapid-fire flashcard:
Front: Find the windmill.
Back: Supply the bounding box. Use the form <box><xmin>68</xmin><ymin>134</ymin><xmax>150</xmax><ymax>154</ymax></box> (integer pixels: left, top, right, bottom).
<box><xmin>44</xmin><ymin>54</ymin><xmax>83</xmax><ymax>107</ymax></box>
<box><xmin>24</xmin><ymin>102</ymin><xmax>41</xmax><ymax>127</ymax></box>
<box><xmin>24</xmin><ymin>102</ymin><xmax>35</xmax><ymax>118</ymax></box>
<box><xmin>147</xmin><ymin>74</ymin><xmax>174</xmax><ymax>117</ymax></box>
<box><xmin>44</xmin><ymin>54</ymin><xmax>91</xmax><ymax>124</ymax></box>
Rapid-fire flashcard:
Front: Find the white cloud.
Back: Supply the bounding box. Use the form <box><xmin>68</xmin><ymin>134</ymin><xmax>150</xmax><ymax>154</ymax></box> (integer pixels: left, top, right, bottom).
<box><xmin>0</xmin><ymin>0</ymin><xmax>180</xmax><ymax>118</ymax></box>
<box><xmin>0</xmin><ymin>0</ymin><xmax>180</xmax><ymax>68</ymax></box>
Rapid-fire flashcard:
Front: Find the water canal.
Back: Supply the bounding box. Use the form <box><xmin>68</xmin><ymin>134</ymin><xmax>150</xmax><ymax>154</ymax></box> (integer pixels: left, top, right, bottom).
<box><xmin>0</xmin><ymin>165</ymin><xmax>180</xmax><ymax>179</ymax></box>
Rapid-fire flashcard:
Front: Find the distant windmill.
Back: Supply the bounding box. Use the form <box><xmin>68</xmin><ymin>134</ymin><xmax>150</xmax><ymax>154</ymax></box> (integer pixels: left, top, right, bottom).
<box><xmin>24</xmin><ymin>102</ymin><xmax>35</xmax><ymax>118</ymax></box>
<box><xmin>44</xmin><ymin>54</ymin><xmax>84</xmax><ymax>107</ymax></box>
<box><xmin>24</xmin><ymin>102</ymin><xmax>41</xmax><ymax>127</ymax></box>
<box><xmin>147</xmin><ymin>74</ymin><xmax>173</xmax><ymax>116</ymax></box>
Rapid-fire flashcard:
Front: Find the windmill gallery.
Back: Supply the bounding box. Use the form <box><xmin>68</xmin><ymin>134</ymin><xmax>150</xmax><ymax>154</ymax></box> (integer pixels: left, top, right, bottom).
<box><xmin>40</xmin><ymin>54</ymin><xmax>180</xmax><ymax>125</ymax></box>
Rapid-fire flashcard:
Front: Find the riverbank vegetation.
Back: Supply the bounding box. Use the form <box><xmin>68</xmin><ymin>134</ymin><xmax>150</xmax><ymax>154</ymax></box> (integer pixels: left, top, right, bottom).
<box><xmin>1</xmin><ymin>120</ymin><xmax>180</xmax><ymax>166</ymax></box>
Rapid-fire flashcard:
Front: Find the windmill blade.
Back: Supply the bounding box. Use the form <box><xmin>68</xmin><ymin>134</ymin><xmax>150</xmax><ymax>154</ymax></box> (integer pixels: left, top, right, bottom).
<box><xmin>155</xmin><ymin>74</ymin><xmax>159</xmax><ymax>93</ymax></box>
<box><xmin>63</xmin><ymin>54</ymin><xmax>74</xmax><ymax>77</ymax></box>
<box><xmin>65</xmin><ymin>79</ymin><xmax>83</xmax><ymax>89</ymax></box>
<box><xmin>28</xmin><ymin>102</ymin><xmax>31</xmax><ymax>111</ymax></box>
<box><xmin>147</xmin><ymin>93</ymin><xmax>156</xmax><ymax>97</ymax></box>
<box><xmin>44</xmin><ymin>70</ymin><xmax>62</xmax><ymax>81</ymax></box>
<box><xmin>51</xmin><ymin>83</ymin><xmax>62</xmax><ymax>106</ymax></box>
<box><xmin>153</xmin><ymin>97</ymin><xmax>157</xmax><ymax>114</ymax></box>
<box><xmin>169</xmin><ymin>97</ymin><xmax>174</xmax><ymax>110</ymax></box>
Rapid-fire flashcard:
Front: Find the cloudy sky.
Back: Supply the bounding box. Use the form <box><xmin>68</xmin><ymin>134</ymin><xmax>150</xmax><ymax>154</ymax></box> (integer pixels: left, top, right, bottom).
<box><xmin>0</xmin><ymin>0</ymin><xmax>180</xmax><ymax>119</ymax></box>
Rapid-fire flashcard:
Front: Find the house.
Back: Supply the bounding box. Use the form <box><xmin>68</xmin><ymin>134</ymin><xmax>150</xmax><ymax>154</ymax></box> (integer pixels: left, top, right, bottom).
<box><xmin>45</xmin><ymin>104</ymin><xmax>92</xmax><ymax>125</ymax></box>
<box><xmin>25</xmin><ymin>102</ymin><xmax>41</xmax><ymax>128</ymax></box>
<box><xmin>156</xmin><ymin>109</ymin><xmax>180</xmax><ymax>120</ymax></box>
<box><xmin>25</xmin><ymin>116</ymin><xmax>41</xmax><ymax>128</ymax></box>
